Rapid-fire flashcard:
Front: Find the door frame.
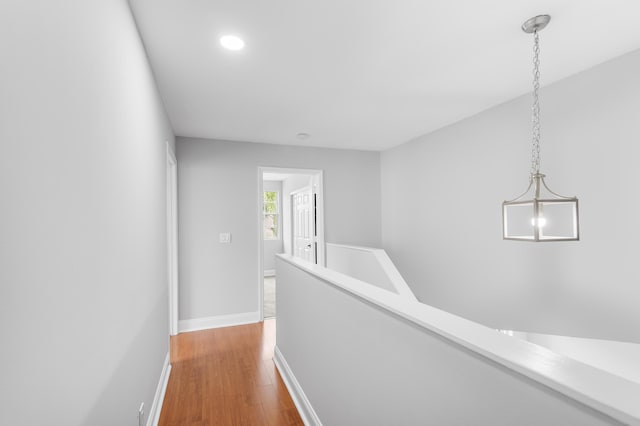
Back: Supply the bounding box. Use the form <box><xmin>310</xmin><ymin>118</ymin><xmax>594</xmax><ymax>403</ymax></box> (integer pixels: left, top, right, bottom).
<box><xmin>166</xmin><ymin>142</ymin><xmax>179</xmax><ymax>336</ymax></box>
<box><xmin>257</xmin><ymin>167</ymin><xmax>325</xmax><ymax>321</ymax></box>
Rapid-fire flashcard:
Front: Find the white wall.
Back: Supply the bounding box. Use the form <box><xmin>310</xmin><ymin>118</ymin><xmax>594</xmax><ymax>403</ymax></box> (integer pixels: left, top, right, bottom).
<box><xmin>177</xmin><ymin>138</ymin><xmax>381</xmax><ymax>321</ymax></box>
<box><xmin>263</xmin><ymin>180</ymin><xmax>283</xmax><ymax>272</ymax></box>
<box><xmin>0</xmin><ymin>1</ymin><xmax>174</xmax><ymax>425</ymax></box>
<box><xmin>326</xmin><ymin>244</ymin><xmax>394</xmax><ymax>292</ymax></box>
<box><xmin>276</xmin><ymin>256</ymin><xmax>628</xmax><ymax>426</ymax></box>
<box><xmin>381</xmin><ymin>49</ymin><xmax>640</xmax><ymax>343</ymax></box>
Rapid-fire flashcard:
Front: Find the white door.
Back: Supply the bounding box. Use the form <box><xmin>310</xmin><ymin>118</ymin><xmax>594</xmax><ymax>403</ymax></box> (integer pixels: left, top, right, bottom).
<box><xmin>292</xmin><ymin>187</ymin><xmax>315</xmax><ymax>263</ymax></box>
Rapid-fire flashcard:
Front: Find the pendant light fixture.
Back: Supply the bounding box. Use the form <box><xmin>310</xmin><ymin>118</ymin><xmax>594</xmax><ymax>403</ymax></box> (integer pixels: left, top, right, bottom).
<box><xmin>502</xmin><ymin>15</ymin><xmax>579</xmax><ymax>242</ymax></box>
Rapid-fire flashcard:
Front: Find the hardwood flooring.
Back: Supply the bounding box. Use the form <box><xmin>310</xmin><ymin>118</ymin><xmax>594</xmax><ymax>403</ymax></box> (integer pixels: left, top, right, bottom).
<box><xmin>159</xmin><ymin>319</ymin><xmax>304</xmax><ymax>426</ymax></box>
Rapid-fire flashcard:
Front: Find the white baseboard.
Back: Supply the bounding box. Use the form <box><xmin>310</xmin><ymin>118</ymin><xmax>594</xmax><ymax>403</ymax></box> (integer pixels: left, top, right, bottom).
<box><xmin>178</xmin><ymin>311</ymin><xmax>260</xmax><ymax>333</ymax></box>
<box><xmin>273</xmin><ymin>346</ymin><xmax>322</xmax><ymax>426</ymax></box>
<box><xmin>264</xmin><ymin>269</ymin><xmax>276</xmax><ymax>277</ymax></box>
<box><xmin>148</xmin><ymin>352</ymin><xmax>171</xmax><ymax>426</ymax></box>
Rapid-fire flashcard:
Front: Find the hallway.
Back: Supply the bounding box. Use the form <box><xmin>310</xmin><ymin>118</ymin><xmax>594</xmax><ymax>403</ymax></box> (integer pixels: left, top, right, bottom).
<box><xmin>159</xmin><ymin>320</ymin><xmax>303</xmax><ymax>425</ymax></box>
<box><xmin>264</xmin><ymin>276</ymin><xmax>276</xmax><ymax>319</ymax></box>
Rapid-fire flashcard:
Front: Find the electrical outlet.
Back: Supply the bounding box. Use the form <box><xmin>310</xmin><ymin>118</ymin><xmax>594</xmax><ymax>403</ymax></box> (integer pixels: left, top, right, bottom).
<box><xmin>138</xmin><ymin>402</ymin><xmax>145</xmax><ymax>426</ymax></box>
<box><xmin>219</xmin><ymin>232</ymin><xmax>231</xmax><ymax>243</ymax></box>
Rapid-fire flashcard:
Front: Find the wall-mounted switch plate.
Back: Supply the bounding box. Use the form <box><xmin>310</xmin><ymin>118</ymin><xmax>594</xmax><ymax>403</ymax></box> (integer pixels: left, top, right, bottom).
<box><xmin>219</xmin><ymin>233</ymin><xmax>231</xmax><ymax>243</ymax></box>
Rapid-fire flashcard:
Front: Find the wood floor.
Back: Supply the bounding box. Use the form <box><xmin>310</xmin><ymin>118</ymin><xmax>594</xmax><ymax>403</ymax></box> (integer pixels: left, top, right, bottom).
<box><xmin>159</xmin><ymin>319</ymin><xmax>304</xmax><ymax>425</ymax></box>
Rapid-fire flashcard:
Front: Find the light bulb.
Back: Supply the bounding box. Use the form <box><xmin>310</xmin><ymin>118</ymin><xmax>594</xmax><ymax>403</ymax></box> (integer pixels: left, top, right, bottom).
<box><xmin>220</xmin><ymin>35</ymin><xmax>245</xmax><ymax>51</ymax></box>
<box><xmin>531</xmin><ymin>216</ymin><xmax>547</xmax><ymax>227</ymax></box>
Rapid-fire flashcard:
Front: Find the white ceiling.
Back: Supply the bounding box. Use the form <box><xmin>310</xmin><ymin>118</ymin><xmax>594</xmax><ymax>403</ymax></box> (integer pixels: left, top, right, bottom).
<box><xmin>129</xmin><ymin>0</ymin><xmax>640</xmax><ymax>151</ymax></box>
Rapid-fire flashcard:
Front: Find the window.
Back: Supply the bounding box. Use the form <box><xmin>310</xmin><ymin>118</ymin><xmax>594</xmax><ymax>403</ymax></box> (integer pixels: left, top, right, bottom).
<box><xmin>263</xmin><ymin>191</ymin><xmax>279</xmax><ymax>239</ymax></box>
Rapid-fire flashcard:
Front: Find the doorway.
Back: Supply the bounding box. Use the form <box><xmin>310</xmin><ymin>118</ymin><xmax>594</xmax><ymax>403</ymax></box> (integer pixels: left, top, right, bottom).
<box><xmin>258</xmin><ymin>167</ymin><xmax>325</xmax><ymax>321</ymax></box>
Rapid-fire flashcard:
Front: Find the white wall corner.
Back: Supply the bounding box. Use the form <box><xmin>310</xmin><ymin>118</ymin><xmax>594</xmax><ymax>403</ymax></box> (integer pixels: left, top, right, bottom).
<box><xmin>147</xmin><ymin>352</ymin><xmax>171</xmax><ymax>426</ymax></box>
<box><xmin>264</xmin><ymin>269</ymin><xmax>276</xmax><ymax>277</ymax></box>
<box><xmin>274</xmin><ymin>346</ymin><xmax>322</xmax><ymax>426</ymax></box>
<box><xmin>178</xmin><ymin>311</ymin><xmax>261</xmax><ymax>333</ymax></box>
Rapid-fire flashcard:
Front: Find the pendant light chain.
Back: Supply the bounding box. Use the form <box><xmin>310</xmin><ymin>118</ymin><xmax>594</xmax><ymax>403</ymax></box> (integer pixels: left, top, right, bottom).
<box><xmin>504</xmin><ymin>15</ymin><xmax>580</xmax><ymax>242</ymax></box>
<box><xmin>530</xmin><ymin>30</ymin><xmax>541</xmax><ymax>176</ymax></box>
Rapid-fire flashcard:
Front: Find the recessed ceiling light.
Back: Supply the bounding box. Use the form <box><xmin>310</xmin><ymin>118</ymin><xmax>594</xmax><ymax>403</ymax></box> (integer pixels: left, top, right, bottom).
<box><xmin>296</xmin><ymin>133</ymin><xmax>310</xmax><ymax>140</ymax></box>
<box><xmin>220</xmin><ymin>35</ymin><xmax>245</xmax><ymax>51</ymax></box>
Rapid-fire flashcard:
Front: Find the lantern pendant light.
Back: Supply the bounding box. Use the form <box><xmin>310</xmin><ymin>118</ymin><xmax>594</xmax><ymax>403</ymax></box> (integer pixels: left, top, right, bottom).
<box><xmin>502</xmin><ymin>15</ymin><xmax>580</xmax><ymax>242</ymax></box>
